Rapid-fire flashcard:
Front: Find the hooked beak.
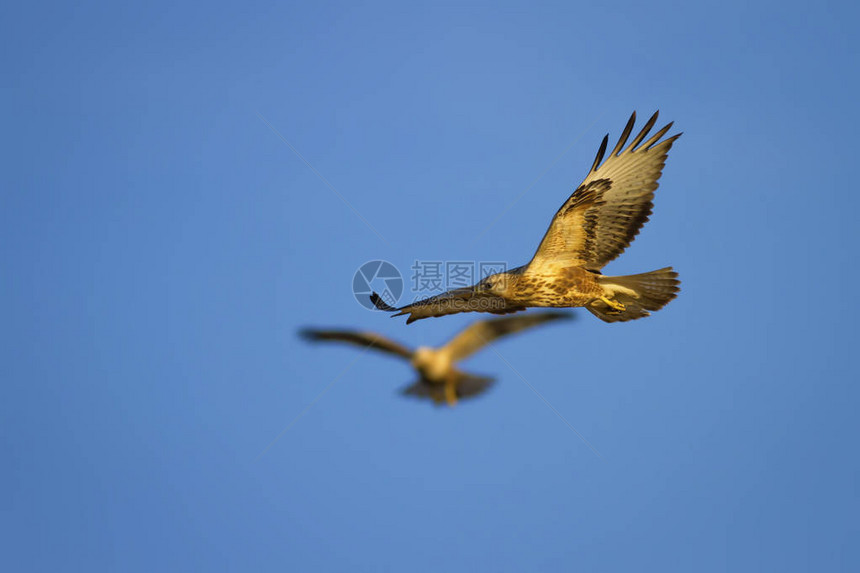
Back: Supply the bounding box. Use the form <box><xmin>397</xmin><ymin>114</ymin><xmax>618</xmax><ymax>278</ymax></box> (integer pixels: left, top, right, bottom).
<box><xmin>448</xmin><ymin>286</ymin><xmax>479</xmax><ymax>298</ymax></box>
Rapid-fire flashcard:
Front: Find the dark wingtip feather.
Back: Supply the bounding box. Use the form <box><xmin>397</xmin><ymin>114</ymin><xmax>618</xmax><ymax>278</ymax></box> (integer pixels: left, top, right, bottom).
<box><xmin>591</xmin><ymin>134</ymin><xmax>609</xmax><ymax>172</ymax></box>
<box><xmin>628</xmin><ymin>110</ymin><xmax>660</xmax><ymax>151</ymax></box>
<box><xmin>643</xmin><ymin>121</ymin><xmax>677</xmax><ymax>150</ymax></box>
<box><xmin>370</xmin><ymin>292</ymin><xmax>398</xmax><ymax>312</ymax></box>
<box><xmin>611</xmin><ymin>111</ymin><xmax>637</xmax><ymax>156</ymax></box>
<box><xmin>649</xmin><ymin>110</ymin><xmax>660</xmax><ymax>125</ymax></box>
<box><xmin>298</xmin><ymin>328</ymin><xmax>320</xmax><ymax>341</ymax></box>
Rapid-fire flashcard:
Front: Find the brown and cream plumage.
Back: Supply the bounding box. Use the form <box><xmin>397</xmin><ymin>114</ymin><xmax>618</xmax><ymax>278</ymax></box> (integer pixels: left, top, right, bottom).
<box><xmin>372</xmin><ymin>111</ymin><xmax>681</xmax><ymax>323</ymax></box>
<box><xmin>300</xmin><ymin>312</ymin><xmax>572</xmax><ymax>406</ymax></box>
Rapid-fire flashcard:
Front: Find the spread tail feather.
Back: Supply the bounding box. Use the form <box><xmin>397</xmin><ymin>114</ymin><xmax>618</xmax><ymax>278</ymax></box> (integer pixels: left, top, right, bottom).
<box><xmin>588</xmin><ymin>267</ymin><xmax>680</xmax><ymax>323</ymax></box>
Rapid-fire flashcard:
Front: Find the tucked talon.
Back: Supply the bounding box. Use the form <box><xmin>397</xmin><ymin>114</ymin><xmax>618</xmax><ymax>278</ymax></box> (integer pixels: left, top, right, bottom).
<box><xmin>598</xmin><ymin>296</ymin><xmax>626</xmax><ymax>313</ymax></box>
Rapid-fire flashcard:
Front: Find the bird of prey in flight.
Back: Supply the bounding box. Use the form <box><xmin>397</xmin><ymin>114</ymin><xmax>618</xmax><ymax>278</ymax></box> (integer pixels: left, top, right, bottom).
<box><xmin>300</xmin><ymin>312</ymin><xmax>571</xmax><ymax>406</ymax></box>
<box><xmin>371</xmin><ymin>111</ymin><xmax>681</xmax><ymax>324</ymax></box>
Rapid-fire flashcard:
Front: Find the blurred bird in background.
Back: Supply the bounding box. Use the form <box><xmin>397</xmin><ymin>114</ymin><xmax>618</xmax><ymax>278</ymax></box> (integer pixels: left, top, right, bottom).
<box><xmin>300</xmin><ymin>312</ymin><xmax>572</xmax><ymax>406</ymax></box>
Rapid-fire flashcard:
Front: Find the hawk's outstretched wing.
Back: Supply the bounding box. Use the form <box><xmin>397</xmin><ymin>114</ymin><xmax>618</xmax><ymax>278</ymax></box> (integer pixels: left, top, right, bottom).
<box><xmin>442</xmin><ymin>311</ymin><xmax>573</xmax><ymax>362</ymax></box>
<box><xmin>299</xmin><ymin>328</ymin><xmax>413</xmax><ymax>359</ymax></box>
<box><xmin>371</xmin><ymin>289</ymin><xmax>525</xmax><ymax>324</ymax></box>
<box><xmin>400</xmin><ymin>374</ymin><xmax>496</xmax><ymax>405</ymax></box>
<box><xmin>529</xmin><ymin>111</ymin><xmax>681</xmax><ymax>272</ymax></box>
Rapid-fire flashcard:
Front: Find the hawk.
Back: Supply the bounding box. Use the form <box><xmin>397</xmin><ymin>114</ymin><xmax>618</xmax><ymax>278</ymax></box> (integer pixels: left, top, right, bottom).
<box><xmin>300</xmin><ymin>312</ymin><xmax>571</xmax><ymax>406</ymax></box>
<box><xmin>372</xmin><ymin>111</ymin><xmax>681</xmax><ymax>323</ymax></box>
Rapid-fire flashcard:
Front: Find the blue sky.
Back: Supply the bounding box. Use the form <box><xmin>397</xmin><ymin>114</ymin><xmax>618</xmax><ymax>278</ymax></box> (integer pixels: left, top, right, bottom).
<box><xmin>2</xmin><ymin>1</ymin><xmax>859</xmax><ymax>571</ymax></box>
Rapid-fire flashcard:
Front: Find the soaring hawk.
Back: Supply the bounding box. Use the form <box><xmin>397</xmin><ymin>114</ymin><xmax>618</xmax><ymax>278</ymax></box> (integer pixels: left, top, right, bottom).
<box><xmin>372</xmin><ymin>111</ymin><xmax>681</xmax><ymax>323</ymax></box>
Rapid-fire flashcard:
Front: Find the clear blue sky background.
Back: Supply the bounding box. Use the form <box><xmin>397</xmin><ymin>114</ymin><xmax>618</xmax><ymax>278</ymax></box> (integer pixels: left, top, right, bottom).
<box><xmin>3</xmin><ymin>1</ymin><xmax>858</xmax><ymax>571</ymax></box>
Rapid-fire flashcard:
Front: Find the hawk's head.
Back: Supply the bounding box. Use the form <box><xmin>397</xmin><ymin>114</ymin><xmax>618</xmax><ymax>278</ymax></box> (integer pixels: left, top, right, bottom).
<box><xmin>476</xmin><ymin>272</ymin><xmax>512</xmax><ymax>297</ymax></box>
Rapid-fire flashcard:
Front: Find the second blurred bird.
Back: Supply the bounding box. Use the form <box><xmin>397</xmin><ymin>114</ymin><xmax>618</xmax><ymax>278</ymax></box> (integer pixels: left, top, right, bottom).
<box><xmin>300</xmin><ymin>312</ymin><xmax>572</xmax><ymax>406</ymax></box>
